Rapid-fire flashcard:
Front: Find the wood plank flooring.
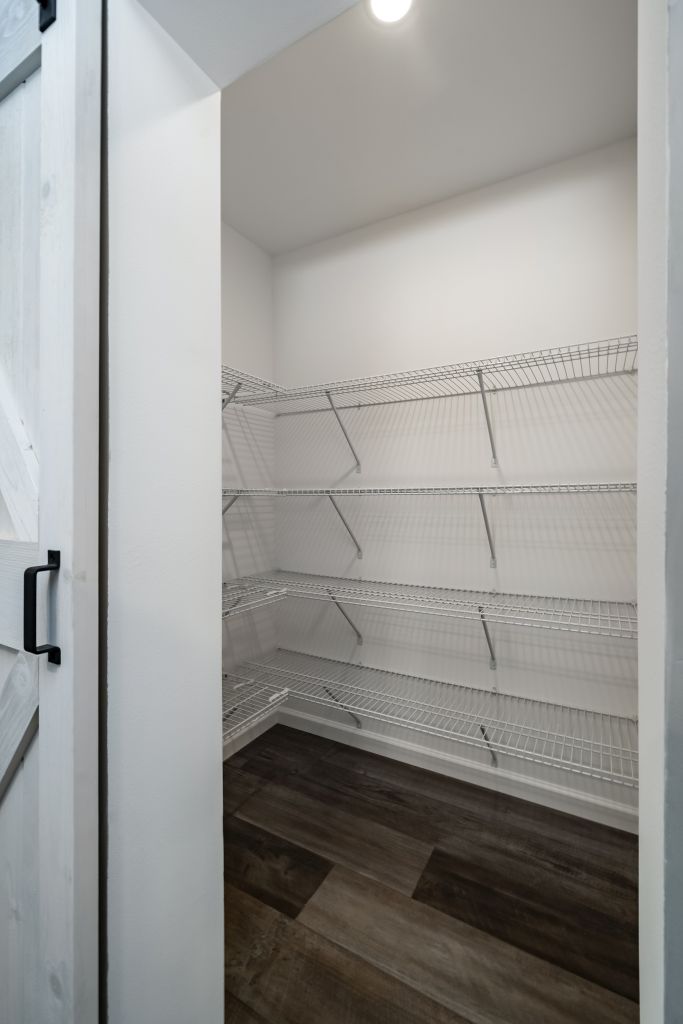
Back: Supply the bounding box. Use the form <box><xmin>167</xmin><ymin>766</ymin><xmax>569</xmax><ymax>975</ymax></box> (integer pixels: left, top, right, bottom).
<box><xmin>224</xmin><ymin>725</ymin><xmax>639</xmax><ymax>1023</ymax></box>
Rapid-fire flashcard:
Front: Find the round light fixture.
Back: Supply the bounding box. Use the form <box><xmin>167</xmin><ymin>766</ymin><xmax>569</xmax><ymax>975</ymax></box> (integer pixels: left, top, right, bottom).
<box><xmin>369</xmin><ymin>0</ymin><xmax>414</xmax><ymax>24</ymax></box>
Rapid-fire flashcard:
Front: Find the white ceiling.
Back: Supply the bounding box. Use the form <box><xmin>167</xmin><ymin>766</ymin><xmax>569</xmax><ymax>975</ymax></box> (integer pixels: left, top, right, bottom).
<box><xmin>221</xmin><ymin>0</ymin><xmax>637</xmax><ymax>255</ymax></box>
<box><xmin>139</xmin><ymin>0</ymin><xmax>357</xmax><ymax>89</ymax></box>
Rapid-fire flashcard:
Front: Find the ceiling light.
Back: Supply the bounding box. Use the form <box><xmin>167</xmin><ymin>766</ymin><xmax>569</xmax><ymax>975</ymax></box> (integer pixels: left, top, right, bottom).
<box><xmin>369</xmin><ymin>0</ymin><xmax>414</xmax><ymax>24</ymax></box>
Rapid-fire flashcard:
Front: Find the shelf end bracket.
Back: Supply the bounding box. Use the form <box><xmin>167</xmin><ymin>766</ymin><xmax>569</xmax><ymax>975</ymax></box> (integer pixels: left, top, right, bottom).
<box><xmin>477</xmin><ymin>491</ymin><xmax>497</xmax><ymax>568</ymax></box>
<box><xmin>328</xmin><ymin>495</ymin><xmax>363</xmax><ymax>559</ymax></box>
<box><xmin>326</xmin><ymin>391</ymin><xmax>361</xmax><ymax>474</ymax></box>
<box><xmin>477</xmin><ymin>370</ymin><xmax>498</xmax><ymax>468</ymax></box>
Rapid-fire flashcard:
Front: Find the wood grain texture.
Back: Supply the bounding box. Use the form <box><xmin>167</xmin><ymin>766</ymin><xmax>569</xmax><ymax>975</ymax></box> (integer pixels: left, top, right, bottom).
<box><xmin>413</xmin><ymin>845</ymin><xmax>638</xmax><ymax>1000</ymax></box>
<box><xmin>299</xmin><ymin>867</ymin><xmax>638</xmax><ymax>1024</ymax></box>
<box><xmin>224</xmin><ymin>816</ymin><xmax>332</xmax><ymax>918</ymax></box>
<box><xmin>230</xmin><ymin>723</ymin><xmax>344</xmax><ymax>782</ymax></box>
<box><xmin>223</xmin><ymin>764</ymin><xmax>264</xmax><ymax>815</ymax></box>
<box><xmin>0</xmin><ymin>72</ymin><xmax>40</xmax><ymax>540</ymax></box>
<box><xmin>225</xmin><ymin>991</ymin><xmax>270</xmax><ymax>1024</ymax></box>
<box><xmin>0</xmin><ymin>541</ymin><xmax>39</xmax><ymax>651</ymax></box>
<box><xmin>324</xmin><ymin>742</ymin><xmax>638</xmax><ymax>885</ymax></box>
<box><xmin>226</xmin><ymin>884</ymin><xmax>471</xmax><ymax>1024</ymax></box>
<box><xmin>0</xmin><ymin>653</ymin><xmax>38</xmax><ymax>805</ymax></box>
<box><xmin>237</xmin><ymin>782</ymin><xmax>433</xmax><ymax>895</ymax></box>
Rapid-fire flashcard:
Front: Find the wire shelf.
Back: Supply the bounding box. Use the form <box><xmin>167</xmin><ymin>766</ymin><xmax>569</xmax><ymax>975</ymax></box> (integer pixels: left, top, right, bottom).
<box><xmin>222</xmin><ymin>580</ymin><xmax>288</xmax><ymax>618</ymax></box>
<box><xmin>243</xmin><ymin>570</ymin><xmax>638</xmax><ymax>639</ymax></box>
<box><xmin>227</xmin><ymin>337</ymin><xmax>638</xmax><ymax>414</ymax></box>
<box><xmin>223</xmin><ymin>483</ymin><xmax>637</xmax><ymax>498</ymax></box>
<box><xmin>222</xmin><ymin>675</ymin><xmax>289</xmax><ymax>743</ymax></box>
<box><xmin>233</xmin><ymin>650</ymin><xmax>638</xmax><ymax>787</ymax></box>
<box><xmin>222</xmin><ymin>366</ymin><xmax>282</xmax><ymax>404</ymax></box>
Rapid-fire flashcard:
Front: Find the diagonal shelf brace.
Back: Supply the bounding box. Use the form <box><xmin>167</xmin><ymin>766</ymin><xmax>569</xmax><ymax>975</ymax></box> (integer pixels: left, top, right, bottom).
<box><xmin>477</xmin><ymin>369</ymin><xmax>498</xmax><ymax>467</ymax></box>
<box><xmin>328</xmin><ymin>495</ymin><xmax>363</xmax><ymax>559</ymax></box>
<box><xmin>478</xmin><ymin>606</ymin><xmax>497</xmax><ymax>670</ymax></box>
<box><xmin>223</xmin><ymin>494</ymin><xmax>240</xmax><ymax>515</ymax></box>
<box><xmin>323</xmin><ymin>685</ymin><xmax>362</xmax><ymax>729</ymax></box>
<box><xmin>479</xmin><ymin>725</ymin><xmax>499</xmax><ymax>766</ymax></box>
<box><xmin>327</xmin><ymin>589</ymin><xmax>363</xmax><ymax>645</ymax></box>
<box><xmin>477</xmin><ymin>491</ymin><xmax>497</xmax><ymax>568</ymax></box>
<box><xmin>326</xmin><ymin>390</ymin><xmax>361</xmax><ymax>473</ymax></box>
<box><xmin>222</xmin><ymin>381</ymin><xmax>242</xmax><ymax>410</ymax></box>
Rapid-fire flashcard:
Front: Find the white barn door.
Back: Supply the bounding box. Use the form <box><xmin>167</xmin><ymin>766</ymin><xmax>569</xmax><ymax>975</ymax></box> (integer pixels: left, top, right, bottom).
<box><xmin>0</xmin><ymin>0</ymin><xmax>100</xmax><ymax>1020</ymax></box>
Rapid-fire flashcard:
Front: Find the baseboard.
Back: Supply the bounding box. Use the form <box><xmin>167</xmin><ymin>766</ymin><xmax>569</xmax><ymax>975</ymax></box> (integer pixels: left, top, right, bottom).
<box><xmin>277</xmin><ymin>707</ymin><xmax>639</xmax><ymax>834</ymax></box>
<box><xmin>222</xmin><ymin>710</ymin><xmax>278</xmax><ymax>760</ymax></box>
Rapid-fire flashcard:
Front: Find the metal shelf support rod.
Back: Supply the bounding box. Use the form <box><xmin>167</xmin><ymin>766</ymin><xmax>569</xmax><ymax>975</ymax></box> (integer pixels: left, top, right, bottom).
<box><xmin>477</xmin><ymin>369</ymin><xmax>498</xmax><ymax>467</ymax></box>
<box><xmin>326</xmin><ymin>390</ymin><xmax>361</xmax><ymax>473</ymax></box>
<box><xmin>479</xmin><ymin>606</ymin><xmax>497</xmax><ymax>670</ymax></box>
<box><xmin>223</xmin><ymin>494</ymin><xmax>240</xmax><ymax>515</ymax></box>
<box><xmin>222</xmin><ymin>381</ymin><xmax>242</xmax><ymax>410</ymax></box>
<box><xmin>327</xmin><ymin>590</ymin><xmax>363</xmax><ymax>645</ymax></box>
<box><xmin>478</xmin><ymin>491</ymin><xmax>497</xmax><ymax>568</ymax></box>
<box><xmin>328</xmin><ymin>495</ymin><xmax>363</xmax><ymax>559</ymax></box>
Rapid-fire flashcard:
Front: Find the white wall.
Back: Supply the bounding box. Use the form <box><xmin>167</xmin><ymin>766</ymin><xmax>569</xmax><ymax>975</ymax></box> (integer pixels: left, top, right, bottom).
<box><xmin>273</xmin><ymin>139</ymin><xmax>636</xmax><ymax>383</ymax></box>
<box><xmin>222</xmin><ymin>222</ymin><xmax>274</xmax><ymax>379</ymax></box>
<box><xmin>107</xmin><ymin>3</ymin><xmax>223</xmax><ymax>1022</ymax></box>
<box><xmin>268</xmin><ymin>139</ymin><xmax>638</xmax><ymax>825</ymax></box>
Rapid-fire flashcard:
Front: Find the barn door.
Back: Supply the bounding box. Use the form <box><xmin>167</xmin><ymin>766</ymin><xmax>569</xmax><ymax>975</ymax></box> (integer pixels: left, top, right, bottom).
<box><xmin>0</xmin><ymin>0</ymin><xmax>100</xmax><ymax>1020</ymax></box>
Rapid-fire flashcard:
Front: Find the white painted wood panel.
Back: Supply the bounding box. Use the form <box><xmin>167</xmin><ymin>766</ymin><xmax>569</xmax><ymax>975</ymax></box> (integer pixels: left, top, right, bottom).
<box><xmin>0</xmin><ymin>0</ymin><xmax>39</xmax><ymax>104</ymax></box>
<box><xmin>0</xmin><ymin>541</ymin><xmax>39</xmax><ymax>652</ymax></box>
<box><xmin>0</xmin><ymin>731</ymin><xmax>40</xmax><ymax>1024</ymax></box>
<box><xmin>0</xmin><ymin>652</ymin><xmax>38</xmax><ymax>804</ymax></box>
<box><xmin>0</xmin><ymin>71</ymin><xmax>40</xmax><ymax>541</ymax></box>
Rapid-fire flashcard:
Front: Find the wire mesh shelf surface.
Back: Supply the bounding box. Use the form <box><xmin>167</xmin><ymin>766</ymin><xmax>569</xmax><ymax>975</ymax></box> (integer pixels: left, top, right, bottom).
<box><xmin>223</xmin><ymin>482</ymin><xmax>637</xmax><ymax>498</ymax></box>
<box><xmin>223</xmin><ymin>579</ymin><xmax>288</xmax><ymax>618</ymax></box>
<box><xmin>222</xmin><ymin>675</ymin><xmax>289</xmax><ymax>742</ymax></box>
<box><xmin>232</xmin><ymin>650</ymin><xmax>638</xmax><ymax>787</ymax></box>
<box><xmin>243</xmin><ymin>570</ymin><xmax>638</xmax><ymax>639</ymax></box>
<box><xmin>225</xmin><ymin>336</ymin><xmax>638</xmax><ymax>414</ymax></box>
<box><xmin>222</xmin><ymin>366</ymin><xmax>282</xmax><ymax>404</ymax></box>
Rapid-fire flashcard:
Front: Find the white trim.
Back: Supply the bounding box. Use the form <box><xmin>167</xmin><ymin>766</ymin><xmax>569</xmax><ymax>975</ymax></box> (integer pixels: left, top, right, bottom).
<box><xmin>38</xmin><ymin>1</ymin><xmax>101</xmax><ymax>1019</ymax></box>
<box><xmin>278</xmin><ymin>708</ymin><xmax>638</xmax><ymax>834</ymax></box>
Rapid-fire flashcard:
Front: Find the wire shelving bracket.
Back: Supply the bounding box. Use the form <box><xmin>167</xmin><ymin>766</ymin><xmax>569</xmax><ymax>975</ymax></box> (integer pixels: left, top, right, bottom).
<box><xmin>326</xmin><ymin>391</ymin><xmax>361</xmax><ymax>473</ymax></box>
<box><xmin>327</xmin><ymin>588</ymin><xmax>363</xmax><ymax>645</ymax></box>
<box><xmin>328</xmin><ymin>495</ymin><xmax>363</xmax><ymax>559</ymax></box>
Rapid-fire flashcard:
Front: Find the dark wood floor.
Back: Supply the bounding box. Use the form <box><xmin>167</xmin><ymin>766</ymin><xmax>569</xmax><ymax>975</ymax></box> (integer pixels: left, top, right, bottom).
<box><xmin>224</xmin><ymin>725</ymin><xmax>638</xmax><ymax>1024</ymax></box>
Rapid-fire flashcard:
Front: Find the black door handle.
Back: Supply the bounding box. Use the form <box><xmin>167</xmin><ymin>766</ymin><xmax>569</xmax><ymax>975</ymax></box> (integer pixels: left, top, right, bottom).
<box><xmin>24</xmin><ymin>550</ymin><xmax>61</xmax><ymax>665</ymax></box>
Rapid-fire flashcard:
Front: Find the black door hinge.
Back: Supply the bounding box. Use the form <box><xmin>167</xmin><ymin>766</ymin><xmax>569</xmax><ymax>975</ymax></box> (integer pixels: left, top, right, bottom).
<box><xmin>36</xmin><ymin>0</ymin><xmax>56</xmax><ymax>33</ymax></box>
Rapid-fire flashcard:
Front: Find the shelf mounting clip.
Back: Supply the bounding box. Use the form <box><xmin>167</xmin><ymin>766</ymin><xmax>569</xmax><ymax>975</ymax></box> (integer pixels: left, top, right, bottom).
<box><xmin>328</xmin><ymin>495</ymin><xmax>362</xmax><ymax>559</ymax></box>
<box><xmin>326</xmin><ymin>391</ymin><xmax>361</xmax><ymax>473</ymax></box>
<box><xmin>477</xmin><ymin>369</ymin><xmax>498</xmax><ymax>468</ymax></box>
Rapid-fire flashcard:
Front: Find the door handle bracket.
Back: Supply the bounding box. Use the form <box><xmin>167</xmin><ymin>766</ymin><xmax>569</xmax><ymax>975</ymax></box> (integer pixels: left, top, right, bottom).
<box><xmin>24</xmin><ymin>550</ymin><xmax>61</xmax><ymax>665</ymax></box>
